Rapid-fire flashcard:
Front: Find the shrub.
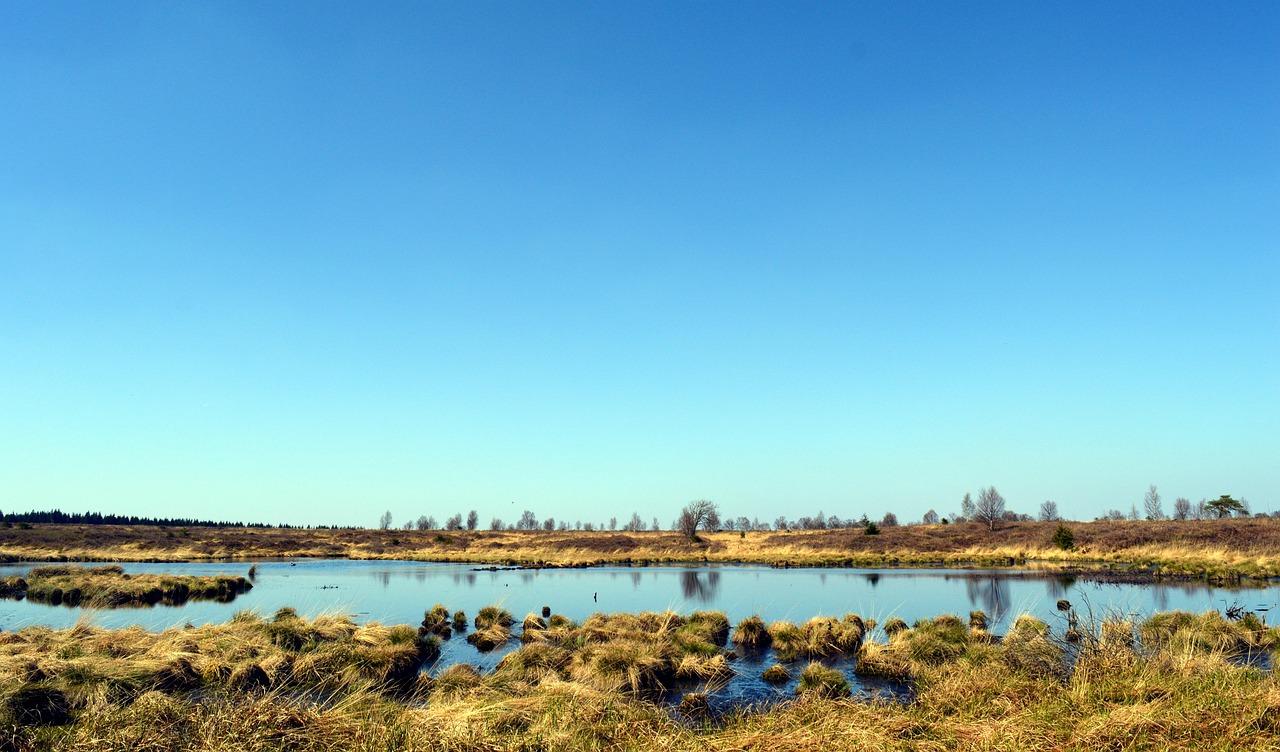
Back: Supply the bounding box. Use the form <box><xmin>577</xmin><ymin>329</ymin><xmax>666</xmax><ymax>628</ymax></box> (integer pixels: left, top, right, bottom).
<box><xmin>1052</xmin><ymin>524</ymin><xmax>1075</xmax><ymax>550</ymax></box>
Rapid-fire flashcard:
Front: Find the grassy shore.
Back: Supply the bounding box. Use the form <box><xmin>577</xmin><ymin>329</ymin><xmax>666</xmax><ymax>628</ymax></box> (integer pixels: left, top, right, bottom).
<box><xmin>2</xmin><ymin>606</ymin><xmax>1278</xmax><ymax>751</ymax></box>
<box><xmin>0</xmin><ymin>565</ymin><xmax>252</xmax><ymax>608</ymax></box>
<box><xmin>4</xmin><ymin>518</ymin><xmax>1280</xmax><ymax>581</ymax></box>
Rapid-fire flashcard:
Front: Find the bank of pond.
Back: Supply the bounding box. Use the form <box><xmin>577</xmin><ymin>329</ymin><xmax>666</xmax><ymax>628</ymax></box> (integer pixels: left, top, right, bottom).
<box><xmin>3</xmin><ymin>602</ymin><xmax>1279</xmax><ymax>751</ymax></box>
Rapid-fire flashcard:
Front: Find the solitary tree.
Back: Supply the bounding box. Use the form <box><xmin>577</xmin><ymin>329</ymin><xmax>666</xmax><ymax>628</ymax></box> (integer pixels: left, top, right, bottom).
<box><xmin>973</xmin><ymin>487</ymin><xmax>1006</xmax><ymax>531</ymax></box>
<box><xmin>1144</xmin><ymin>485</ymin><xmax>1165</xmax><ymax>520</ymax></box>
<box><xmin>466</xmin><ymin>510</ymin><xmax>479</xmax><ymax>531</ymax></box>
<box><xmin>922</xmin><ymin>509</ymin><xmax>939</xmax><ymax>525</ymax></box>
<box><xmin>1172</xmin><ymin>497</ymin><xmax>1191</xmax><ymax>521</ymax></box>
<box><xmin>880</xmin><ymin>512</ymin><xmax>899</xmax><ymax>527</ymax></box>
<box><xmin>1038</xmin><ymin>500</ymin><xmax>1060</xmax><ymax>522</ymax></box>
<box><xmin>378</xmin><ymin>511</ymin><xmax>393</xmax><ymax>530</ymax></box>
<box><xmin>1207</xmin><ymin>495</ymin><xmax>1245</xmax><ymax>518</ymax></box>
<box><xmin>678</xmin><ymin>500</ymin><xmax>720</xmax><ymax>540</ymax></box>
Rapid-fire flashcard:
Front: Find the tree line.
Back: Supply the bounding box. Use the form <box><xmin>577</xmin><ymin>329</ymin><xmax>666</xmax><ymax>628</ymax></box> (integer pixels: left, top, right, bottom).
<box><xmin>378</xmin><ymin>486</ymin><xmax>1263</xmax><ymax>536</ymax></box>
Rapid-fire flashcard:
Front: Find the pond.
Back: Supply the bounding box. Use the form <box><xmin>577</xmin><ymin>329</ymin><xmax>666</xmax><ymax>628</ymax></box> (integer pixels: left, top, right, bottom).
<box><xmin>2</xmin><ymin>560</ymin><xmax>1276</xmax><ymax>708</ymax></box>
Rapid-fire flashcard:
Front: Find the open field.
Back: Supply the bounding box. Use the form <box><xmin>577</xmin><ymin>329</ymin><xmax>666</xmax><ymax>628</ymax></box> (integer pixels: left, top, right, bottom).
<box><xmin>2</xmin><ymin>606</ymin><xmax>1279</xmax><ymax>751</ymax></box>
<box><xmin>4</xmin><ymin>519</ymin><xmax>1280</xmax><ymax>581</ymax></box>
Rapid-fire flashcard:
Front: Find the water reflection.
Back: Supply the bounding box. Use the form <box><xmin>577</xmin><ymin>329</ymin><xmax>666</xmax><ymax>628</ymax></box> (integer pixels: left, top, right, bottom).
<box><xmin>957</xmin><ymin>573</ymin><xmax>1011</xmax><ymax>622</ymax></box>
<box><xmin>680</xmin><ymin>570</ymin><xmax>721</xmax><ymax>602</ymax></box>
<box><xmin>864</xmin><ymin>574</ymin><xmax>880</xmax><ymax>587</ymax></box>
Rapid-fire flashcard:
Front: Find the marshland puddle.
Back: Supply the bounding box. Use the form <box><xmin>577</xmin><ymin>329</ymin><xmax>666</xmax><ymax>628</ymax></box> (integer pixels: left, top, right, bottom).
<box><xmin>1</xmin><ymin>560</ymin><xmax>1276</xmax><ymax>707</ymax></box>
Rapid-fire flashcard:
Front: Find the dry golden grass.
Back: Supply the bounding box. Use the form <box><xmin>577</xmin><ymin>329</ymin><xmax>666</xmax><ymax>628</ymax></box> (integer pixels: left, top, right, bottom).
<box><xmin>5</xmin><ymin>518</ymin><xmax>1280</xmax><ymax>580</ymax></box>
<box><xmin>7</xmin><ymin>606</ymin><xmax>1280</xmax><ymax>751</ymax></box>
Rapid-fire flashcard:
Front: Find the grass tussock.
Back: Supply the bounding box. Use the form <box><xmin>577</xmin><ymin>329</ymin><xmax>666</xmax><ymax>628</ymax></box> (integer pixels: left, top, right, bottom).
<box><xmin>5</xmin><ymin>565</ymin><xmax>251</xmax><ymax>608</ymax></box>
<box><xmin>4</xmin><ymin>607</ymin><xmax>1280</xmax><ymax>751</ymax></box>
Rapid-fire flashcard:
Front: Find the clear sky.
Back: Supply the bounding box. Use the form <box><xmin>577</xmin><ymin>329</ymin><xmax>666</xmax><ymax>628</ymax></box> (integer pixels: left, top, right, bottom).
<box><xmin>2</xmin><ymin>2</ymin><xmax>1277</xmax><ymax>528</ymax></box>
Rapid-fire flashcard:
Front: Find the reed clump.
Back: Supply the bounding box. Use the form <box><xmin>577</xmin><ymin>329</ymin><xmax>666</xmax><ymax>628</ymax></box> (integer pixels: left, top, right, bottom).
<box><xmin>795</xmin><ymin>662</ymin><xmax>851</xmax><ymax>698</ymax></box>
<box><xmin>731</xmin><ymin>615</ymin><xmax>771</xmax><ymax>648</ymax></box>
<box><xmin>467</xmin><ymin>606</ymin><xmax>515</xmax><ymax>651</ymax></box>
<box><xmin>768</xmin><ymin>614</ymin><xmax>866</xmax><ymax>660</ymax></box>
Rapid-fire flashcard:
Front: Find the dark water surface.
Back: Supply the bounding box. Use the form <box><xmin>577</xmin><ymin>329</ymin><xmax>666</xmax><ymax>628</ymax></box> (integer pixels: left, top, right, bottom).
<box><xmin>2</xmin><ymin>560</ymin><xmax>1275</xmax><ymax>705</ymax></box>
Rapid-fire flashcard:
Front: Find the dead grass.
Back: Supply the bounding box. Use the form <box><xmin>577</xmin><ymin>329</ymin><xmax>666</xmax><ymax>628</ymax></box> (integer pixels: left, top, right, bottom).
<box><xmin>5</xmin><ymin>519</ymin><xmax>1280</xmax><ymax>580</ymax></box>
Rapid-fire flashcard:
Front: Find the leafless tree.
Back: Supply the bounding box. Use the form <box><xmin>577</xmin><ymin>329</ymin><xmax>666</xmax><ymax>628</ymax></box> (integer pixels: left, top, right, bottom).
<box><xmin>402</xmin><ymin>520</ymin><xmax>413</xmax><ymax>530</ymax></box>
<box><xmin>543</xmin><ymin>517</ymin><xmax>555</xmax><ymax>530</ymax></box>
<box><xmin>1172</xmin><ymin>497</ymin><xmax>1191</xmax><ymax>521</ymax></box>
<box><xmin>922</xmin><ymin>509</ymin><xmax>939</xmax><ymax>525</ymax></box>
<box><xmin>466</xmin><ymin>510</ymin><xmax>478</xmax><ymax>531</ymax></box>
<box><xmin>961</xmin><ymin>492</ymin><xmax>975</xmax><ymax>521</ymax></box>
<box><xmin>1038</xmin><ymin>500</ymin><xmax>1060</xmax><ymax>522</ymax></box>
<box><xmin>774</xmin><ymin>516</ymin><xmax>788</xmax><ymax>531</ymax></box>
<box><xmin>416</xmin><ymin>515</ymin><xmax>436</xmax><ymax>531</ymax></box>
<box><xmin>489</xmin><ymin>517</ymin><xmax>504</xmax><ymax>531</ymax></box>
<box><xmin>678</xmin><ymin>500</ymin><xmax>720</xmax><ymax>540</ymax></box>
<box><xmin>378</xmin><ymin>511</ymin><xmax>393</xmax><ymax>530</ymax></box>
<box><xmin>516</xmin><ymin>510</ymin><xmax>538</xmax><ymax>530</ymax></box>
<box><xmin>445</xmin><ymin>513</ymin><xmax>463</xmax><ymax>531</ymax></box>
<box><xmin>973</xmin><ymin>487</ymin><xmax>1006</xmax><ymax>531</ymax></box>
<box><xmin>1144</xmin><ymin>485</ymin><xmax>1165</xmax><ymax>520</ymax></box>
<box><xmin>880</xmin><ymin>512</ymin><xmax>899</xmax><ymax>527</ymax></box>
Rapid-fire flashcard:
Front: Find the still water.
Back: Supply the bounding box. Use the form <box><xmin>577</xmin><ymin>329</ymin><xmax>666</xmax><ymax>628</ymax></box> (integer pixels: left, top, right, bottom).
<box><xmin>2</xmin><ymin>560</ymin><xmax>1275</xmax><ymax>706</ymax></box>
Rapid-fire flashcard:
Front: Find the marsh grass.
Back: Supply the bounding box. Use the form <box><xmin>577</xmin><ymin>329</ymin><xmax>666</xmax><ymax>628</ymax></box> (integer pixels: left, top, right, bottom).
<box><xmin>7</xmin><ymin>607</ymin><xmax>1280</xmax><ymax>751</ymax></box>
<box><xmin>9</xmin><ymin>565</ymin><xmax>251</xmax><ymax>608</ymax></box>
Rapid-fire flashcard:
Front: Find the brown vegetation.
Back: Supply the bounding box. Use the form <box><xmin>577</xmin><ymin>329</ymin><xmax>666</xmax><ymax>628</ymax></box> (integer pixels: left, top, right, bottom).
<box><xmin>4</xmin><ymin>518</ymin><xmax>1280</xmax><ymax>580</ymax></box>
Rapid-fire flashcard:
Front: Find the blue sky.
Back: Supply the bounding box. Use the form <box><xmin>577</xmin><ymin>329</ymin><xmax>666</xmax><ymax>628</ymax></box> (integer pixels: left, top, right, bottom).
<box><xmin>2</xmin><ymin>2</ymin><xmax>1277</xmax><ymax>528</ymax></box>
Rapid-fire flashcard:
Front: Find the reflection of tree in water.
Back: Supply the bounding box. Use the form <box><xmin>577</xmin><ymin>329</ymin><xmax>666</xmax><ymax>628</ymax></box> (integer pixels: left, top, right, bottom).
<box><xmin>451</xmin><ymin>573</ymin><xmax>477</xmax><ymax>587</ymax></box>
<box><xmin>681</xmin><ymin>571</ymin><xmax>721</xmax><ymax>602</ymax></box>
<box><xmin>375</xmin><ymin>571</ymin><xmax>390</xmax><ymax>588</ymax></box>
<box><xmin>1044</xmin><ymin>577</ymin><xmax>1076</xmax><ymax>600</ymax></box>
<box><xmin>864</xmin><ymin>574</ymin><xmax>881</xmax><ymax>588</ymax></box>
<box><xmin>631</xmin><ymin>572</ymin><xmax>642</xmax><ymax>588</ymax></box>
<box><xmin>962</xmin><ymin>574</ymin><xmax>1011</xmax><ymax>623</ymax></box>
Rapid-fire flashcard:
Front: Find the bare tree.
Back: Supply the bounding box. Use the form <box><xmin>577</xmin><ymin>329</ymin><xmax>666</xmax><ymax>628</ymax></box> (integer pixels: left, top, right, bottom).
<box><xmin>1144</xmin><ymin>485</ymin><xmax>1165</xmax><ymax>520</ymax></box>
<box><xmin>652</xmin><ymin>517</ymin><xmax>661</xmax><ymax>531</ymax></box>
<box><xmin>880</xmin><ymin>512</ymin><xmax>899</xmax><ymax>527</ymax></box>
<box><xmin>445</xmin><ymin>513</ymin><xmax>463</xmax><ymax>531</ymax></box>
<box><xmin>1172</xmin><ymin>497</ymin><xmax>1191</xmax><ymax>521</ymax></box>
<box><xmin>402</xmin><ymin>520</ymin><xmax>413</xmax><ymax>530</ymax></box>
<box><xmin>678</xmin><ymin>500</ymin><xmax>720</xmax><ymax>540</ymax></box>
<box><xmin>960</xmin><ymin>492</ymin><xmax>975</xmax><ymax>521</ymax></box>
<box><xmin>543</xmin><ymin>517</ymin><xmax>555</xmax><ymax>530</ymax></box>
<box><xmin>922</xmin><ymin>509</ymin><xmax>939</xmax><ymax>525</ymax></box>
<box><xmin>973</xmin><ymin>487</ymin><xmax>1006</xmax><ymax>531</ymax></box>
<box><xmin>774</xmin><ymin>516</ymin><xmax>788</xmax><ymax>531</ymax></box>
<box><xmin>416</xmin><ymin>515</ymin><xmax>436</xmax><ymax>531</ymax></box>
<box><xmin>514</xmin><ymin>510</ymin><xmax>538</xmax><ymax>530</ymax></box>
<box><xmin>583</xmin><ymin>521</ymin><xmax>595</xmax><ymax>531</ymax></box>
<box><xmin>1038</xmin><ymin>500</ymin><xmax>1060</xmax><ymax>522</ymax></box>
<box><xmin>378</xmin><ymin>511</ymin><xmax>393</xmax><ymax>530</ymax></box>
<box><xmin>490</xmin><ymin>517</ymin><xmax>505</xmax><ymax>531</ymax></box>
<box><xmin>466</xmin><ymin>510</ymin><xmax>479</xmax><ymax>531</ymax></box>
